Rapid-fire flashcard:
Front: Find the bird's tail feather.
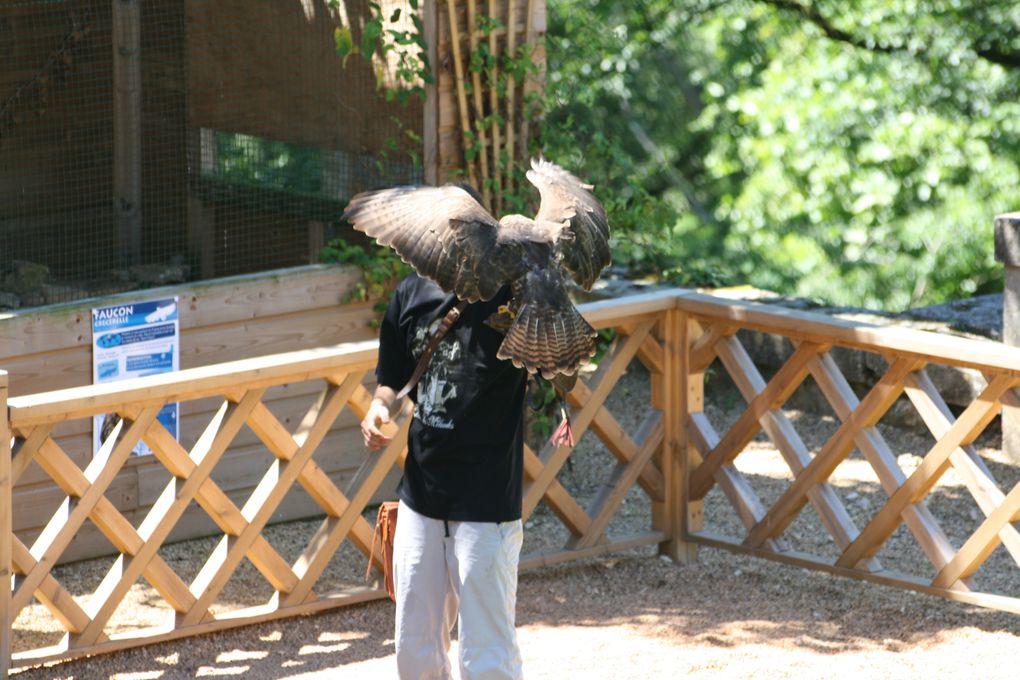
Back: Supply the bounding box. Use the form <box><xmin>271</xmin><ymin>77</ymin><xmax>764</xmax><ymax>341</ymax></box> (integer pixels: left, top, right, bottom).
<box><xmin>497</xmin><ymin>295</ymin><xmax>596</xmax><ymax>379</ymax></box>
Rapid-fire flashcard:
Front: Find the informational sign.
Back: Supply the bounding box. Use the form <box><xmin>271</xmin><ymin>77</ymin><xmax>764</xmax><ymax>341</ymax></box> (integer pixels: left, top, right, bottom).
<box><xmin>92</xmin><ymin>297</ymin><xmax>180</xmax><ymax>456</ymax></box>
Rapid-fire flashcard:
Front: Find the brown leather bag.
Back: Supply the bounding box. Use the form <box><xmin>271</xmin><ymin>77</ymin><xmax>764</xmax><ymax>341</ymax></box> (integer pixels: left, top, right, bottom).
<box><xmin>367</xmin><ymin>500</ymin><xmax>399</xmax><ymax>601</ymax></box>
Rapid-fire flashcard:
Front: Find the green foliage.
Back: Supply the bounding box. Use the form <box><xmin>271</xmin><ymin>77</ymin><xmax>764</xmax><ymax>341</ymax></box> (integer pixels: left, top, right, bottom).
<box><xmin>544</xmin><ymin>0</ymin><xmax>1019</xmax><ymax>310</ymax></box>
<box><xmin>320</xmin><ymin>240</ymin><xmax>412</xmax><ymax>318</ymax></box>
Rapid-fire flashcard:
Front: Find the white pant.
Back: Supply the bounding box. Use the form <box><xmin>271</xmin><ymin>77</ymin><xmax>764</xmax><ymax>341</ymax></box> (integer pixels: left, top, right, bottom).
<box><xmin>393</xmin><ymin>500</ymin><xmax>524</xmax><ymax>680</ymax></box>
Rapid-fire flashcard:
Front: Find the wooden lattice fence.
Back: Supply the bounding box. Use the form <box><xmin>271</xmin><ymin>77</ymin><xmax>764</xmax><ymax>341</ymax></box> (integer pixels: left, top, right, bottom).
<box><xmin>6</xmin><ymin>289</ymin><xmax>1020</xmax><ymax>673</ymax></box>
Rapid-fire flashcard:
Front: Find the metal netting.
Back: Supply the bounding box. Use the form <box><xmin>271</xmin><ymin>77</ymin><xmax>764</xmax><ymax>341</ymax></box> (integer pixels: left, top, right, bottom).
<box><xmin>0</xmin><ymin>0</ymin><xmax>423</xmax><ymax>309</ymax></box>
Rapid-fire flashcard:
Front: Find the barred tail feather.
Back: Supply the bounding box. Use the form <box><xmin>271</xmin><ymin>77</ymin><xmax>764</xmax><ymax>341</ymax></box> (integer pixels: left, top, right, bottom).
<box><xmin>497</xmin><ymin>299</ymin><xmax>596</xmax><ymax>379</ymax></box>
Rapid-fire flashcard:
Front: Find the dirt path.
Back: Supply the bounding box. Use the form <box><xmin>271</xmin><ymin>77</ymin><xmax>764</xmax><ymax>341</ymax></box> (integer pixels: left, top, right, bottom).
<box><xmin>15</xmin><ymin>545</ymin><xmax>1020</xmax><ymax>680</ymax></box>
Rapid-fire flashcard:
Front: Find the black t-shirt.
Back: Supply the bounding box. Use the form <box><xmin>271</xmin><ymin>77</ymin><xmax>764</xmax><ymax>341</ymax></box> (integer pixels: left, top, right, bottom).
<box><xmin>376</xmin><ymin>274</ymin><xmax>527</xmax><ymax>522</ymax></box>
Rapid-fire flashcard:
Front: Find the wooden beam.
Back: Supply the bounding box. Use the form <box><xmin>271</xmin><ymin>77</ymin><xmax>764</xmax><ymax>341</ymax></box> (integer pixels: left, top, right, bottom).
<box><xmin>423</xmin><ymin>0</ymin><xmax>439</xmax><ymax>185</ymax></box>
<box><xmin>112</xmin><ymin>0</ymin><xmax>143</xmax><ymax>266</ymax></box>
<box><xmin>741</xmin><ymin>356</ymin><xmax>923</xmax><ymax>549</ymax></box>
<box><xmin>522</xmin><ymin>319</ymin><xmax>655</xmax><ymax>516</ymax></box>
<box><xmin>689</xmin><ymin>340</ymin><xmax>824</xmax><ymax>499</ymax></box>
<box><xmin>835</xmin><ymin>373</ymin><xmax>1015</xmax><ymax>570</ymax></box>
<box><xmin>11</xmin><ymin>538</ymin><xmax>104</xmax><ymax>639</ymax></box>
<box><xmin>519</xmin><ymin>530</ymin><xmax>665</xmax><ymax>571</ymax></box>
<box><xmin>712</xmin><ymin>338</ymin><xmax>880</xmax><ymax>571</ymax></box>
<box><xmin>8</xmin><ymin>341</ymin><xmax>379</xmax><ymax>427</ymax></box>
<box><xmin>466</xmin><ymin>0</ymin><xmax>492</xmax><ymax>208</ymax></box>
<box><xmin>811</xmin><ymin>355</ymin><xmax>974</xmax><ymax>589</ymax></box>
<box><xmin>903</xmin><ymin>370</ymin><xmax>1020</xmax><ymax>573</ymax></box>
<box><xmin>142</xmin><ymin>416</ymin><xmax>300</xmax><ymax>594</ymax></box>
<box><xmin>574</xmin><ymin>411</ymin><xmax>663</xmax><ymax>550</ymax></box>
<box><xmin>0</xmin><ymin>371</ymin><xmax>9</xmax><ymax>675</ymax></box>
<box><xmin>12</xmin><ymin>406</ymin><xmax>160</xmax><ymax>615</ymax></box>
<box><xmin>245</xmin><ymin>400</ymin><xmax>379</xmax><ymax>560</ymax></box>
<box><xmin>522</xmin><ymin>445</ymin><xmax>594</xmax><ymax>538</ymax></box>
<box><xmin>688</xmin><ymin>530</ymin><xmax>1020</xmax><ymax>616</ymax></box>
<box><xmin>179</xmin><ymin>375</ymin><xmax>359</xmax><ymax>625</ymax></box>
<box><xmin>566</xmin><ymin>380</ymin><xmax>665</xmax><ymax>500</ymax></box>
<box><xmin>687</xmin><ymin>412</ymin><xmax>789</xmax><ymax>553</ymax></box>
<box><xmin>446</xmin><ymin>0</ymin><xmax>479</xmax><ymax>189</ymax></box>
<box><xmin>674</xmin><ymin>290</ymin><xmax>1020</xmax><ymax>375</ymax></box>
<box><xmin>74</xmin><ymin>390</ymin><xmax>266</xmax><ymax>646</ymax></box>
<box><xmin>281</xmin><ymin>395</ymin><xmax>412</xmax><ymax>606</ymax></box>
<box><xmin>932</xmin><ymin>479</ymin><xmax>1020</xmax><ymax>589</ymax></box>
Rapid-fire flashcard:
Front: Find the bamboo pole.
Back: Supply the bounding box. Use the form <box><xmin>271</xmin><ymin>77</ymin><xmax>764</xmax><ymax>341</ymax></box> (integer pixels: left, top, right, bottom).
<box><xmin>518</xmin><ymin>0</ymin><xmax>536</xmax><ymax>164</ymax></box>
<box><xmin>504</xmin><ymin>0</ymin><xmax>517</xmax><ymax>202</ymax></box>
<box><xmin>423</xmin><ymin>0</ymin><xmax>439</xmax><ymax>185</ymax></box>
<box><xmin>446</xmin><ymin>0</ymin><xmax>478</xmax><ymax>189</ymax></box>
<box><xmin>487</xmin><ymin>0</ymin><xmax>503</xmax><ymax>215</ymax></box>
<box><xmin>467</xmin><ymin>0</ymin><xmax>492</xmax><ymax>209</ymax></box>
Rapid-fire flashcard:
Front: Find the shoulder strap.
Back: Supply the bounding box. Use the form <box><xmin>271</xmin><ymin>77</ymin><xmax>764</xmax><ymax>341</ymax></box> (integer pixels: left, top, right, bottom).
<box><xmin>396</xmin><ymin>299</ymin><xmax>469</xmax><ymax>400</ymax></box>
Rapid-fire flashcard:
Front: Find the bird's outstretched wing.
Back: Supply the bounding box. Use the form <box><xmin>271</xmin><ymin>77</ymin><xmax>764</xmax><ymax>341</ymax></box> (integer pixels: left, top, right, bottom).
<box><xmin>343</xmin><ymin>184</ymin><xmax>525</xmax><ymax>302</ymax></box>
<box><xmin>526</xmin><ymin>158</ymin><xmax>611</xmax><ymax>290</ymax></box>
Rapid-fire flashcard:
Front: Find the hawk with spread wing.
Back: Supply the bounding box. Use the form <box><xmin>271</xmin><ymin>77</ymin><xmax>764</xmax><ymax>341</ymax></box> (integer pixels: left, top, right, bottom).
<box><xmin>342</xmin><ymin>158</ymin><xmax>611</xmax><ymax>378</ymax></box>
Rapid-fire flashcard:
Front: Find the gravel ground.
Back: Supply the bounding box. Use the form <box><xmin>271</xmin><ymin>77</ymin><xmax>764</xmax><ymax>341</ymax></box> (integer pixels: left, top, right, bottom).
<box><xmin>13</xmin><ymin>362</ymin><xmax>1020</xmax><ymax>679</ymax></box>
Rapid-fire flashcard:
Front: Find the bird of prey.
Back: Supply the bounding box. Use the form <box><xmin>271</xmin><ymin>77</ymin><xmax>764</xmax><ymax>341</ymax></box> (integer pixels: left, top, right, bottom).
<box><xmin>342</xmin><ymin>158</ymin><xmax>611</xmax><ymax>379</ymax></box>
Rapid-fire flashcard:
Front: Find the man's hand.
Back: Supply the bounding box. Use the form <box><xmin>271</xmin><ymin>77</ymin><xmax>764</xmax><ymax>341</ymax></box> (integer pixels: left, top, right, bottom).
<box><xmin>362</xmin><ymin>388</ymin><xmax>396</xmax><ymax>450</ymax></box>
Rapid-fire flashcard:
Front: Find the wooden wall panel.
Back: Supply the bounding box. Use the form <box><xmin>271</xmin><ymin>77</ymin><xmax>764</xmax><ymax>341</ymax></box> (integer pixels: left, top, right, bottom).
<box><xmin>1</xmin><ymin>264</ymin><xmax>393</xmax><ymax>563</ymax></box>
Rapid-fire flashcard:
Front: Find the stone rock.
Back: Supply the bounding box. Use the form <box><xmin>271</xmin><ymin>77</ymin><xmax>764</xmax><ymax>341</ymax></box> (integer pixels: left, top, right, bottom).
<box><xmin>127</xmin><ymin>262</ymin><xmax>191</xmax><ymax>286</ymax></box>
<box><xmin>41</xmin><ymin>284</ymin><xmax>88</xmax><ymax>305</ymax></box>
<box><xmin>3</xmin><ymin>260</ymin><xmax>50</xmax><ymax>296</ymax></box>
<box><xmin>0</xmin><ymin>291</ymin><xmax>20</xmax><ymax>309</ymax></box>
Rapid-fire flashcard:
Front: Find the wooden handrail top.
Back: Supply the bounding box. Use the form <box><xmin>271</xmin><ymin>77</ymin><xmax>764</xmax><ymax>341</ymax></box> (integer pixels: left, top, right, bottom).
<box><xmin>674</xmin><ymin>291</ymin><xmax>1020</xmax><ymax>374</ymax></box>
<box><xmin>8</xmin><ymin>288</ymin><xmax>1020</xmax><ymax>427</ymax></box>
<box><xmin>576</xmin><ymin>289</ymin><xmax>677</xmax><ymax>329</ymax></box>
<box><xmin>8</xmin><ymin>340</ymin><xmax>379</xmax><ymax>428</ymax></box>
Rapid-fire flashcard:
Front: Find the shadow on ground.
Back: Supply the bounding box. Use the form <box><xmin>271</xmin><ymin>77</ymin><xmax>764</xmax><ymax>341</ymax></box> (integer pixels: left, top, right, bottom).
<box><xmin>13</xmin><ymin>544</ymin><xmax>1020</xmax><ymax>679</ymax></box>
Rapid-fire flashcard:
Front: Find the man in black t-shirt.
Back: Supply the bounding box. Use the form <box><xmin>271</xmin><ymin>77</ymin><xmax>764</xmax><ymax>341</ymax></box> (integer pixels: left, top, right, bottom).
<box><xmin>361</xmin><ymin>273</ymin><xmax>527</xmax><ymax>680</ymax></box>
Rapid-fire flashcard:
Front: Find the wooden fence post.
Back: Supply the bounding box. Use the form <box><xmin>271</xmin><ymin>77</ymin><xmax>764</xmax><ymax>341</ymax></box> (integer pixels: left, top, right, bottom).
<box><xmin>994</xmin><ymin>211</ymin><xmax>1020</xmax><ymax>464</ymax></box>
<box><xmin>657</xmin><ymin>307</ymin><xmax>700</xmax><ymax>563</ymax></box>
<box><xmin>0</xmin><ymin>370</ymin><xmax>10</xmax><ymax>675</ymax></box>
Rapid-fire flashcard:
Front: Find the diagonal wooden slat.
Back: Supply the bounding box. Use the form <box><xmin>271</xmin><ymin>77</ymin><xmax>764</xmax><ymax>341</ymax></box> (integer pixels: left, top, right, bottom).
<box><xmin>566</xmin><ymin>380</ymin><xmax>665</xmax><ymax>501</ymax></box>
<box><xmin>11</xmin><ymin>424</ymin><xmax>54</xmax><ymax>485</ymax></box>
<box><xmin>10</xmin><ymin>538</ymin><xmax>107</xmax><ymax>640</ymax></box>
<box><xmin>689</xmin><ymin>340</ymin><xmax>824</xmax><ymax>500</ymax></box>
<box><xmin>835</xmin><ymin>373</ymin><xmax>1016</xmax><ymax>570</ymax></box>
<box><xmin>572</xmin><ymin>410</ymin><xmax>663</xmax><ymax>550</ymax></box>
<box><xmin>687</xmin><ymin>412</ymin><xmax>789</xmax><ymax>553</ymax></box>
<box><xmin>142</xmin><ymin>418</ymin><xmax>299</xmax><ymax>594</ymax></box>
<box><xmin>617</xmin><ymin>322</ymin><xmax>666</xmax><ymax>375</ymax></box>
<box><xmin>811</xmin><ymin>356</ymin><xmax>973</xmax><ymax>589</ymax></box>
<box><xmin>742</xmin><ymin>356</ymin><xmax>924</xmax><ymax>550</ymax></box>
<box><xmin>523</xmin><ymin>445</ymin><xmax>594</xmax><ymax>538</ymax></box>
<box><xmin>689</xmin><ymin>323</ymin><xmax>732</xmax><ymax>374</ymax></box>
<box><xmin>25</xmin><ymin>435</ymin><xmax>201</xmax><ymax>615</ymax></box>
<box><xmin>12</xmin><ymin>406</ymin><xmax>161</xmax><ymax>615</ymax></box>
<box><xmin>522</xmin><ymin>319</ymin><xmax>656</xmax><ymax>517</ymax></box>
<box><xmin>711</xmin><ymin>338</ymin><xmax>881</xmax><ymax>571</ymax></box>
<box><xmin>178</xmin><ymin>375</ymin><xmax>359</xmax><ymax>627</ymax></box>
<box><xmin>246</xmin><ymin>400</ymin><xmax>379</xmax><ymax>562</ymax></box>
<box><xmin>932</xmin><ymin>478</ymin><xmax>1020</xmax><ymax>589</ymax></box>
<box><xmin>74</xmin><ymin>389</ymin><xmax>266</xmax><ymax>646</ymax></box>
<box><xmin>903</xmin><ymin>371</ymin><xmax>1020</xmax><ymax>572</ymax></box>
<box><xmin>282</xmin><ymin>379</ymin><xmax>410</xmax><ymax>606</ymax></box>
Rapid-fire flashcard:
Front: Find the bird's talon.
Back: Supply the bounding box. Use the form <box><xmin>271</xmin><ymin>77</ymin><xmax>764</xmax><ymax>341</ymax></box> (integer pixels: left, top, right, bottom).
<box><xmin>498</xmin><ymin>304</ymin><xmax>516</xmax><ymax>320</ymax></box>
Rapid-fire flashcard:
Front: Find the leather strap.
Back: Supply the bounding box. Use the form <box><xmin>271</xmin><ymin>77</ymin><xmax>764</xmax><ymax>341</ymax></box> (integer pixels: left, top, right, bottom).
<box><xmin>396</xmin><ymin>300</ymin><xmax>469</xmax><ymax>400</ymax></box>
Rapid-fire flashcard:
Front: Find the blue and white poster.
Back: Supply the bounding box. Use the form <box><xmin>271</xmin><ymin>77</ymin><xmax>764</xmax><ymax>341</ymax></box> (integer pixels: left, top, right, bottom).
<box><xmin>92</xmin><ymin>297</ymin><xmax>180</xmax><ymax>456</ymax></box>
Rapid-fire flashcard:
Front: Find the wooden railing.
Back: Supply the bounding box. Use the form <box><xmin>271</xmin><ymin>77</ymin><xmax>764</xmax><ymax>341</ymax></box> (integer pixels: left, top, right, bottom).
<box><xmin>0</xmin><ymin>292</ymin><xmax>676</xmax><ymax>671</ymax></box>
<box><xmin>6</xmin><ymin>288</ymin><xmax>1020</xmax><ymax>672</ymax></box>
<box><xmin>676</xmin><ymin>291</ymin><xmax>1020</xmax><ymax>615</ymax></box>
